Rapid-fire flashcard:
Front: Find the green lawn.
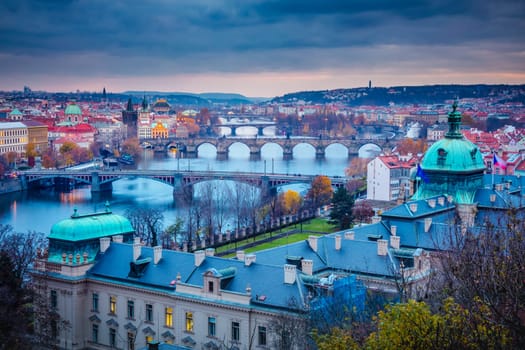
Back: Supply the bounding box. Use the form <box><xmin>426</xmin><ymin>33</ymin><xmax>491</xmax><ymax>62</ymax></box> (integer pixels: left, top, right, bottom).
<box><xmin>217</xmin><ymin>218</ymin><xmax>338</xmax><ymax>257</ymax></box>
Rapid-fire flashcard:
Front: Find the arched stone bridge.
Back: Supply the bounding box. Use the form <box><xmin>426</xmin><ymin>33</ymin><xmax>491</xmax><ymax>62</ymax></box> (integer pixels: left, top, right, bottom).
<box><xmin>141</xmin><ymin>136</ymin><xmax>394</xmax><ymax>160</ymax></box>
<box><xmin>20</xmin><ymin>169</ymin><xmax>347</xmax><ymax>200</ymax></box>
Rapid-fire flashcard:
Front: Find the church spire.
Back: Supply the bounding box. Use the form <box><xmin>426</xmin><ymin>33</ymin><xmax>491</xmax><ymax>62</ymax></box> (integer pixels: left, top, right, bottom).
<box><xmin>445</xmin><ymin>100</ymin><xmax>463</xmax><ymax>139</ymax></box>
<box><xmin>126</xmin><ymin>98</ymin><xmax>134</xmax><ymax>112</ymax></box>
<box><xmin>141</xmin><ymin>94</ymin><xmax>148</xmax><ymax>111</ymax></box>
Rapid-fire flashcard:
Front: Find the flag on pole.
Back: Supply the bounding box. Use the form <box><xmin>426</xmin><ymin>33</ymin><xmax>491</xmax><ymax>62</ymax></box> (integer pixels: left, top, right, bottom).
<box><xmin>493</xmin><ymin>153</ymin><xmax>507</xmax><ymax>170</ymax></box>
<box><xmin>416</xmin><ymin>164</ymin><xmax>429</xmax><ymax>183</ymax></box>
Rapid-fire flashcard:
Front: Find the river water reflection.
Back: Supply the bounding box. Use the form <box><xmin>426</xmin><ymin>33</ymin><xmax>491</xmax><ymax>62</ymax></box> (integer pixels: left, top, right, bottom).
<box><xmin>0</xmin><ymin>141</ymin><xmax>379</xmax><ymax>234</ymax></box>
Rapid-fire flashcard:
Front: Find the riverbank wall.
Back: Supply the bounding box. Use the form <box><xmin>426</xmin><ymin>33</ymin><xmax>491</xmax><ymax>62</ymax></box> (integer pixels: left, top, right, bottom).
<box><xmin>0</xmin><ymin>179</ymin><xmax>21</xmax><ymax>195</ymax></box>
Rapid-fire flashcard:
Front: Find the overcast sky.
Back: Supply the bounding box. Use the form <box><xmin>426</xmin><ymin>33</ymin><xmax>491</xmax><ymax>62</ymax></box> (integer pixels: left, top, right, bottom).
<box><xmin>0</xmin><ymin>0</ymin><xmax>524</xmax><ymax>97</ymax></box>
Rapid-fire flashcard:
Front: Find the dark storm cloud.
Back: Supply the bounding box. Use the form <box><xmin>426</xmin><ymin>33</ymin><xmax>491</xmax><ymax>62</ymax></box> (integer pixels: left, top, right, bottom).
<box><xmin>0</xmin><ymin>0</ymin><xmax>523</xmax><ymax>88</ymax></box>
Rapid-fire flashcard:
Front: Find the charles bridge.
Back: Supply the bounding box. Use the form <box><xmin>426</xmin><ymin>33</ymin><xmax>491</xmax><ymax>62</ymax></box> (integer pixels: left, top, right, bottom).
<box><xmin>20</xmin><ymin>169</ymin><xmax>348</xmax><ymax>200</ymax></box>
<box><xmin>141</xmin><ymin>135</ymin><xmax>395</xmax><ymax>160</ymax></box>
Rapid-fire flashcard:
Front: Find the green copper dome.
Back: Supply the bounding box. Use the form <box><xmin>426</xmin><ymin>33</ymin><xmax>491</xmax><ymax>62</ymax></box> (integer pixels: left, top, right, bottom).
<box><xmin>421</xmin><ymin>102</ymin><xmax>485</xmax><ymax>173</ymax></box>
<box><xmin>413</xmin><ymin>102</ymin><xmax>486</xmax><ymax>204</ymax></box>
<box><xmin>49</xmin><ymin>208</ymin><xmax>134</xmax><ymax>242</ymax></box>
<box><xmin>64</xmin><ymin>103</ymin><xmax>82</xmax><ymax>115</ymax></box>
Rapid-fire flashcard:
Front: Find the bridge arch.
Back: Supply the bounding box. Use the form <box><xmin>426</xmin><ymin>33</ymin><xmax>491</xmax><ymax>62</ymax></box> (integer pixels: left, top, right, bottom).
<box><xmin>292</xmin><ymin>142</ymin><xmax>316</xmax><ymax>158</ymax></box>
<box><xmin>358</xmin><ymin>142</ymin><xmax>383</xmax><ymax>158</ymax></box>
<box><xmin>260</xmin><ymin>143</ymin><xmax>284</xmax><ymax>158</ymax></box>
<box><xmin>325</xmin><ymin>142</ymin><xmax>350</xmax><ymax>158</ymax></box>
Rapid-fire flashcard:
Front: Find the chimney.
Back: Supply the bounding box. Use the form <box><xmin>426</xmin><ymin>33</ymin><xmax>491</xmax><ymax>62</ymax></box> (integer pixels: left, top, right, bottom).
<box><xmin>245</xmin><ymin>254</ymin><xmax>256</xmax><ymax>266</ymax></box>
<box><xmin>344</xmin><ymin>231</ymin><xmax>355</xmax><ymax>240</ymax></box>
<box><xmin>506</xmin><ymin>181</ymin><xmax>511</xmax><ymax>190</ymax></box>
<box><xmin>495</xmin><ymin>183</ymin><xmax>503</xmax><ymax>191</ymax></box>
<box><xmin>335</xmin><ymin>235</ymin><xmax>342</xmax><ymax>250</ymax></box>
<box><xmin>308</xmin><ymin>236</ymin><xmax>319</xmax><ymax>252</ymax></box>
<box><xmin>112</xmin><ymin>235</ymin><xmax>123</xmax><ymax>243</ymax></box>
<box><xmin>409</xmin><ymin>203</ymin><xmax>418</xmax><ymax>213</ymax></box>
<box><xmin>428</xmin><ymin>199</ymin><xmax>436</xmax><ymax>208</ymax></box>
<box><xmin>83</xmin><ymin>252</ymin><xmax>88</xmax><ymax>263</ymax></box>
<box><xmin>133</xmin><ymin>241</ymin><xmax>141</xmax><ymax>261</ymax></box>
<box><xmin>100</xmin><ymin>237</ymin><xmax>111</xmax><ymax>253</ymax></box>
<box><xmin>236</xmin><ymin>250</ymin><xmax>245</xmax><ymax>261</ymax></box>
<box><xmin>147</xmin><ymin>341</ymin><xmax>160</xmax><ymax>350</ymax></box>
<box><xmin>133</xmin><ymin>236</ymin><xmax>141</xmax><ymax>244</ymax></box>
<box><xmin>490</xmin><ymin>194</ymin><xmax>496</xmax><ymax>203</ymax></box>
<box><xmin>377</xmin><ymin>239</ymin><xmax>388</xmax><ymax>256</ymax></box>
<box><xmin>391</xmin><ymin>225</ymin><xmax>397</xmax><ymax>236</ymax></box>
<box><xmin>372</xmin><ymin>216</ymin><xmax>381</xmax><ymax>224</ymax></box>
<box><xmin>205</xmin><ymin>248</ymin><xmax>215</xmax><ymax>257</ymax></box>
<box><xmin>438</xmin><ymin>196</ymin><xmax>445</xmax><ymax>206</ymax></box>
<box><xmin>284</xmin><ymin>264</ymin><xmax>296</xmax><ymax>284</ymax></box>
<box><xmin>390</xmin><ymin>235</ymin><xmax>400</xmax><ymax>249</ymax></box>
<box><xmin>194</xmin><ymin>250</ymin><xmax>205</xmax><ymax>267</ymax></box>
<box><xmin>424</xmin><ymin>217</ymin><xmax>432</xmax><ymax>233</ymax></box>
<box><xmin>301</xmin><ymin>259</ymin><xmax>313</xmax><ymax>275</ymax></box>
<box><xmin>153</xmin><ymin>246</ymin><xmax>162</xmax><ymax>264</ymax></box>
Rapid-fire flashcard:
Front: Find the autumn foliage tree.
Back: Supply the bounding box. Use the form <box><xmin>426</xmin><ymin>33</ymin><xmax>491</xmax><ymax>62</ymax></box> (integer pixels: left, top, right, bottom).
<box><xmin>395</xmin><ymin>138</ymin><xmax>428</xmax><ymax>155</ymax></box>
<box><xmin>345</xmin><ymin>157</ymin><xmax>369</xmax><ymax>178</ymax></box>
<box><xmin>278</xmin><ymin>189</ymin><xmax>302</xmax><ymax>215</ymax></box>
<box><xmin>306</xmin><ymin>175</ymin><xmax>333</xmax><ymax>210</ymax></box>
<box><xmin>120</xmin><ymin>137</ymin><xmax>141</xmax><ymax>158</ymax></box>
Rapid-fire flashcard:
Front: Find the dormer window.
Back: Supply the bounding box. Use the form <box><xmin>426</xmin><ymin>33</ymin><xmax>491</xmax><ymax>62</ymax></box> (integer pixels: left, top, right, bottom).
<box><xmin>208</xmin><ymin>281</ymin><xmax>214</xmax><ymax>293</ymax></box>
<box><xmin>437</xmin><ymin>148</ymin><xmax>447</xmax><ymax>166</ymax></box>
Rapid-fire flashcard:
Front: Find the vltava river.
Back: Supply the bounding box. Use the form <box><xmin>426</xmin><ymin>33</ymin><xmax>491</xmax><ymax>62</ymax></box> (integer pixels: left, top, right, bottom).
<box><xmin>1</xmin><ymin>141</ymin><xmax>379</xmax><ymax>234</ymax></box>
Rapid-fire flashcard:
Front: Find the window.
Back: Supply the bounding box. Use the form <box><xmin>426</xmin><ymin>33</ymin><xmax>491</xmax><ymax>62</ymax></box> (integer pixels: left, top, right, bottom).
<box><xmin>185</xmin><ymin>312</ymin><xmax>194</xmax><ymax>332</ymax></box>
<box><xmin>50</xmin><ymin>290</ymin><xmax>57</xmax><ymax>308</ymax></box>
<box><xmin>109</xmin><ymin>296</ymin><xmax>117</xmax><ymax>315</ymax></box>
<box><xmin>258</xmin><ymin>326</ymin><xmax>267</xmax><ymax>346</ymax></box>
<box><xmin>165</xmin><ymin>307</ymin><xmax>173</xmax><ymax>327</ymax></box>
<box><xmin>231</xmin><ymin>321</ymin><xmax>240</xmax><ymax>342</ymax></box>
<box><xmin>208</xmin><ymin>280</ymin><xmax>214</xmax><ymax>293</ymax></box>
<box><xmin>127</xmin><ymin>332</ymin><xmax>135</xmax><ymax>350</ymax></box>
<box><xmin>51</xmin><ymin>319</ymin><xmax>58</xmax><ymax>339</ymax></box>
<box><xmin>127</xmin><ymin>300</ymin><xmax>135</xmax><ymax>319</ymax></box>
<box><xmin>145</xmin><ymin>335</ymin><xmax>153</xmax><ymax>344</ymax></box>
<box><xmin>208</xmin><ymin>317</ymin><xmax>216</xmax><ymax>337</ymax></box>
<box><xmin>92</xmin><ymin>324</ymin><xmax>99</xmax><ymax>343</ymax></box>
<box><xmin>92</xmin><ymin>293</ymin><xmax>99</xmax><ymax>312</ymax></box>
<box><xmin>146</xmin><ymin>304</ymin><xmax>153</xmax><ymax>322</ymax></box>
<box><xmin>109</xmin><ymin>328</ymin><xmax>116</xmax><ymax>348</ymax></box>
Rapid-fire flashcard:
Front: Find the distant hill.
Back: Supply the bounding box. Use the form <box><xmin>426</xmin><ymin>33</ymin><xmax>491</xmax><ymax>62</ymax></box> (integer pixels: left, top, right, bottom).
<box><xmin>271</xmin><ymin>84</ymin><xmax>525</xmax><ymax>106</ymax></box>
<box><xmin>123</xmin><ymin>91</ymin><xmax>261</xmax><ymax>105</ymax></box>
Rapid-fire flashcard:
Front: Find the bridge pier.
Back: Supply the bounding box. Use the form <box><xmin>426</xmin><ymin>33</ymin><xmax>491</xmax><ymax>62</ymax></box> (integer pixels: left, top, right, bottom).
<box><xmin>185</xmin><ymin>144</ymin><xmax>198</xmax><ymax>158</ymax></box>
<box><xmin>217</xmin><ymin>152</ymin><xmax>228</xmax><ymax>161</ymax></box>
<box><xmin>230</xmin><ymin>126</ymin><xmax>237</xmax><ymax>137</ymax></box>
<box><xmin>173</xmin><ymin>173</ymin><xmax>193</xmax><ymax>202</ymax></box>
<box><xmin>257</xmin><ymin>127</ymin><xmax>265</xmax><ymax>136</ymax></box>
<box><xmin>315</xmin><ymin>146</ymin><xmax>325</xmax><ymax>159</ymax></box>
<box><xmin>91</xmin><ymin>172</ymin><xmax>112</xmax><ymax>192</ymax></box>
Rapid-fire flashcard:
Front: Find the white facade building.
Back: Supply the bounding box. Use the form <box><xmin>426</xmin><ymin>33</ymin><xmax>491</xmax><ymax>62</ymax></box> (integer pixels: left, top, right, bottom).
<box><xmin>367</xmin><ymin>155</ymin><xmax>417</xmax><ymax>201</ymax></box>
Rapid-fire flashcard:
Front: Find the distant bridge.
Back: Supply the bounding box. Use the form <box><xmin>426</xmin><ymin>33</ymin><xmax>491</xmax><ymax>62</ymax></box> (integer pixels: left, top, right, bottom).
<box><xmin>20</xmin><ymin>169</ymin><xmax>348</xmax><ymax>200</ymax></box>
<box><xmin>141</xmin><ymin>136</ymin><xmax>395</xmax><ymax>160</ymax></box>
<box><xmin>218</xmin><ymin>120</ymin><xmax>276</xmax><ymax>136</ymax></box>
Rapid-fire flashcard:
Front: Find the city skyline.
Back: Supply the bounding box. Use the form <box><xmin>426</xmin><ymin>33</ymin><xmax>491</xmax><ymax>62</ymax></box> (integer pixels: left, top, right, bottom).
<box><xmin>1</xmin><ymin>0</ymin><xmax>524</xmax><ymax>97</ymax></box>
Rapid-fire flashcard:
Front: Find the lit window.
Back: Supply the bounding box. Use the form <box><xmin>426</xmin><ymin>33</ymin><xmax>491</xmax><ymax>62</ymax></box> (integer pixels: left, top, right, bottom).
<box><xmin>109</xmin><ymin>296</ymin><xmax>117</xmax><ymax>315</ymax></box>
<box><xmin>208</xmin><ymin>317</ymin><xmax>216</xmax><ymax>337</ymax></box>
<box><xmin>146</xmin><ymin>335</ymin><xmax>153</xmax><ymax>344</ymax></box>
<box><xmin>185</xmin><ymin>312</ymin><xmax>194</xmax><ymax>332</ymax></box>
<box><xmin>165</xmin><ymin>307</ymin><xmax>173</xmax><ymax>327</ymax></box>
<box><xmin>258</xmin><ymin>326</ymin><xmax>267</xmax><ymax>346</ymax></box>
<box><xmin>146</xmin><ymin>304</ymin><xmax>153</xmax><ymax>322</ymax></box>
<box><xmin>127</xmin><ymin>300</ymin><xmax>135</xmax><ymax>319</ymax></box>
<box><xmin>109</xmin><ymin>328</ymin><xmax>116</xmax><ymax>348</ymax></box>
<box><xmin>92</xmin><ymin>324</ymin><xmax>99</xmax><ymax>343</ymax></box>
<box><xmin>50</xmin><ymin>290</ymin><xmax>57</xmax><ymax>308</ymax></box>
<box><xmin>92</xmin><ymin>293</ymin><xmax>99</xmax><ymax>312</ymax></box>
<box><xmin>231</xmin><ymin>321</ymin><xmax>240</xmax><ymax>342</ymax></box>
